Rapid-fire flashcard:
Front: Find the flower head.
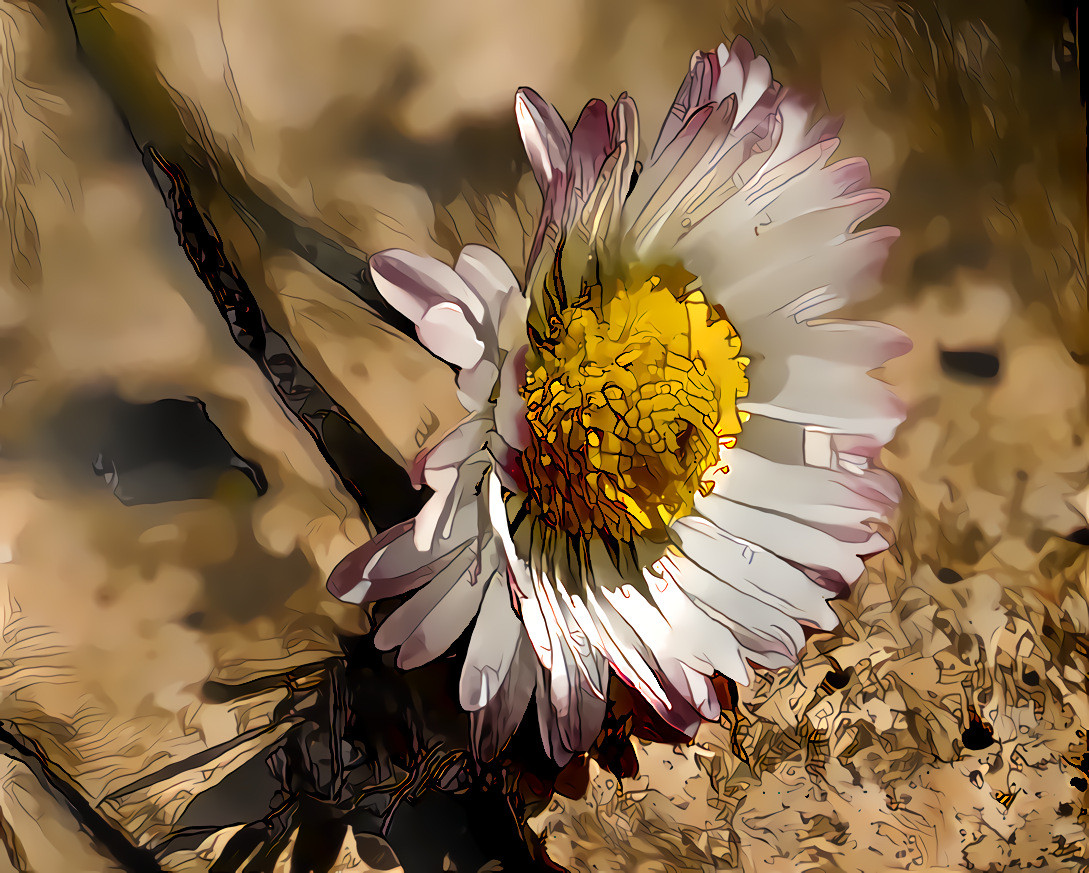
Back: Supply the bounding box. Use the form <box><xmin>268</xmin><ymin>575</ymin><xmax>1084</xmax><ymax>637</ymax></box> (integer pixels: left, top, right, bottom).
<box><xmin>329</xmin><ymin>38</ymin><xmax>909</xmax><ymax>764</ymax></box>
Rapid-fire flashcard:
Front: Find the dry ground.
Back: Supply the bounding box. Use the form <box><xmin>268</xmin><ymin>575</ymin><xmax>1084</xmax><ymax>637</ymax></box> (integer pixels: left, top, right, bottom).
<box><xmin>0</xmin><ymin>1</ymin><xmax>1084</xmax><ymax>871</ymax></box>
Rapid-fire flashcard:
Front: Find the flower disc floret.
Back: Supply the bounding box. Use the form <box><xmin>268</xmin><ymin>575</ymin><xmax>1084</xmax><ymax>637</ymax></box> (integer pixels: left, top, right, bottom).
<box><xmin>520</xmin><ymin>264</ymin><xmax>749</xmax><ymax>541</ymax></box>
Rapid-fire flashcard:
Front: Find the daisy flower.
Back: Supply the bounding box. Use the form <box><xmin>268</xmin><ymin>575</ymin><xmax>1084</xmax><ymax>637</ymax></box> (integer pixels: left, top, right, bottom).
<box><xmin>329</xmin><ymin>38</ymin><xmax>909</xmax><ymax>764</ymax></box>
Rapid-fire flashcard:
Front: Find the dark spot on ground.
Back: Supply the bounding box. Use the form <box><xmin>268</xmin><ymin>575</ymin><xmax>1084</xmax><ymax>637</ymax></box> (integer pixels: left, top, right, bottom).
<box><xmin>940</xmin><ymin>348</ymin><xmax>1000</xmax><ymax>381</ymax></box>
<box><xmin>1064</xmin><ymin>528</ymin><xmax>1089</xmax><ymax>546</ymax></box>
<box><xmin>824</xmin><ymin>670</ymin><xmax>851</xmax><ymax>689</ymax></box>
<box><xmin>962</xmin><ymin>719</ymin><xmax>995</xmax><ymax>750</ymax></box>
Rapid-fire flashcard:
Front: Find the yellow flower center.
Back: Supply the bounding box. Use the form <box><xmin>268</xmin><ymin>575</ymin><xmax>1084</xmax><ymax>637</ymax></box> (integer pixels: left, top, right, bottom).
<box><xmin>519</xmin><ymin>264</ymin><xmax>749</xmax><ymax>542</ymax></box>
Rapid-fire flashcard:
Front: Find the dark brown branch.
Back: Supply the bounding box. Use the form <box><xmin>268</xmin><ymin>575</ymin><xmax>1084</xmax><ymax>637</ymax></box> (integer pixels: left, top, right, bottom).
<box><xmin>141</xmin><ymin>146</ymin><xmax>426</xmax><ymax>531</ymax></box>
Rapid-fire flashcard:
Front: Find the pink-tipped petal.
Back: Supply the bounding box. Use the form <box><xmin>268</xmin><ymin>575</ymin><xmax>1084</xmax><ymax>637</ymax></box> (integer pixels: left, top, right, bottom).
<box><xmin>328</xmin><ymin>520</ymin><xmax>436</xmax><ymax>605</ymax></box>
<box><xmin>370</xmin><ymin>250</ymin><xmax>487</xmax><ymax>368</ymax></box>
<box><xmin>515</xmin><ymin>87</ymin><xmax>572</xmax><ymax>194</ymax></box>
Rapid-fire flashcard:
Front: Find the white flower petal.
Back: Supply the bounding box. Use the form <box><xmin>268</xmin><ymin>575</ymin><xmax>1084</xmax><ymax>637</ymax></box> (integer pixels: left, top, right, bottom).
<box><xmin>524</xmin><ymin>528</ymin><xmax>609</xmax><ymax>754</ymax></box>
<box><xmin>536</xmin><ymin>567</ymin><xmax>609</xmax><ymax>700</ymax></box>
<box><xmin>681</xmin><ymin>209</ymin><xmax>896</xmax><ymax>329</ymax></box>
<box><xmin>417</xmin><ymin>301</ymin><xmax>486</xmax><ymax>369</ymax></box>
<box><xmin>370</xmin><ymin>250</ymin><xmax>487</xmax><ymax>369</ymax></box>
<box><xmin>392</xmin><ymin>536</ymin><xmax>501</xmax><ymax>672</ymax></box>
<box><xmin>583</xmin><ymin>541</ymin><xmax>706</xmax><ymax>733</ymax></box>
<box><xmin>670</xmin><ymin>514</ymin><xmax>838</xmax><ymax>637</ymax></box>
<box><xmin>582</xmin><ymin>587</ymin><xmax>670</xmax><ymax>710</ymax></box>
<box><xmin>643</xmin><ymin>564</ymin><xmax>748</xmax><ymax>687</ymax></box>
<box><xmin>711</xmin><ymin>38</ymin><xmax>774</xmax><ymax>123</ymax></box>
<box><xmin>650</xmin><ymin>49</ymin><xmax>719</xmax><ymax>164</ymax></box>
<box><xmin>627</xmin><ymin>37</ymin><xmax>824</xmax><ymax>260</ymax></box>
<box><xmin>414</xmin><ymin>416</ymin><xmax>490</xmax><ymax>483</ymax></box>
<box><xmin>515</xmin><ymin>88</ymin><xmax>571</xmax><ymax>195</ymax></box>
<box><xmin>365</xmin><ymin>523</ymin><xmax>465</xmax><ymax>591</ymax></box>
<box><xmin>493</xmin><ymin>345</ymin><xmax>531</xmax><ymax>452</ymax></box>
<box><xmin>454</xmin><ymin>244</ymin><xmax>520</xmax><ymax>316</ymax></box>
<box><xmin>460</xmin><ymin>555</ymin><xmax>524</xmax><ymax>713</ymax></box>
<box><xmin>456</xmin><ymin>358</ymin><xmax>500</xmax><ymax>410</ymax></box>
<box><xmin>589</xmin><ymin>585</ymin><xmax>703</xmax><ymax>735</ymax></box>
<box><xmin>327</xmin><ymin>519</ymin><xmax>435</xmax><ymax>604</ymax></box>
<box><xmin>471</xmin><ymin>631</ymin><xmax>536</xmax><ymax>760</ymax></box>
<box><xmin>715</xmin><ymin>446</ymin><xmax>899</xmax><ymax>542</ymax></box>
<box><xmin>453</xmin><ymin>244</ymin><xmax>528</xmax><ymax>384</ymax></box>
<box><xmin>623</xmin><ymin>97</ymin><xmax>744</xmax><ymax>257</ymax></box>
<box><xmin>739</xmin><ymin>349</ymin><xmax>905</xmax><ymax>443</ymax></box>
<box><xmin>693</xmin><ymin>492</ymin><xmax>885</xmax><ymax>585</ymax></box>
<box><xmin>413</xmin><ymin>465</ymin><xmax>458</xmax><ymax>551</ymax></box>
<box><xmin>371</xmin><ymin>249</ymin><xmax>486</xmax><ymax>323</ymax></box>
<box><xmin>563</xmin><ymin>97</ymin><xmax>639</xmax><ymax>280</ymax></box>
<box><xmin>414</xmin><ymin>453</ymin><xmax>488</xmax><ymax>553</ymax></box>
<box><xmin>485</xmin><ymin>472</ymin><xmax>555</xmax><ymax>674</ymax></box>
<box><xmin>660</xmin><ymin>547</ymin><xmax>806</xmax><ymax>670</ymax></box>
<box><xmin>373</xmin><ymin>540</ymin><xmax>478</xmax><ymax>655</ymax></box>
<box><xmin>742</xmin><ymin>318</ymin><xmax>911</xmax><ymax>373</ymax></box>
<box><xmin>749</xmin><ymin>93</ymin><xmax>842</xmax><ymax>189</ymax></box>
<box><xmin>744</xmin><ymin>153</ymin><xmax>873</xmax><ymax>229</ymax></box>
<box><xmin>600</xmin><ymin>582</ymin><xmax>726</xmax><ymax>721</ymax></box>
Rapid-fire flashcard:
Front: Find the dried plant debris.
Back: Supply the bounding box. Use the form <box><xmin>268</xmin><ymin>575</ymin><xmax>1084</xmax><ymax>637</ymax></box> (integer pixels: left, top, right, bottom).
<box><xmin>532</xmin><ymin>548</ymin><xmax>1089</xmax><ymax>872</ymax></box>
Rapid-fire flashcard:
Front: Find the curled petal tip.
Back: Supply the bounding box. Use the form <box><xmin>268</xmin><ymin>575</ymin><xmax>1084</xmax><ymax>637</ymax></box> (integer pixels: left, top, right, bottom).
<box><xmin>514</xmin><ymin>86</ymin><xmax>548</xmax><ymax>120</ymax></box>
<box><xmin>327</xmin><ymin>546</ymin><xmax>372</xmax><ymax>603</ymax></box>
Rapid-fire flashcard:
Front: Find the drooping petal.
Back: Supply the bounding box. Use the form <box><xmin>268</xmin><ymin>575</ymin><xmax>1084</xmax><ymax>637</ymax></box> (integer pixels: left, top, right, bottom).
<box><xmin>459</xmin><ymin>564</ymin><xmax>526</xmax><ymax>712</ymax></box>
<box><xmin>456</xmin><ymin>358</ymin><xmax>501</xmax><ymax>410</ymax></box>
<box><xmin>327</xmin><ymin>519</ymin><xmax>434</xmax><ymax>604</ymax></box>
<box><xmin>373</xmin><ymin>540</ymin><xmax>480</xmax><ymax>660</ymax></box>
<box><xmin>471</xmin><ymin>630</ymin><xmax>537</xmax><ymax>760</ymax></box>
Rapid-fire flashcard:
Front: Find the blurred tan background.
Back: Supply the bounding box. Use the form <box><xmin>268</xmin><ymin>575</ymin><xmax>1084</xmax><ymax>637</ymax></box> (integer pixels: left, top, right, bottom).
<box><xmin>0</xmin><ymin>0</ymin><xmax>1084</xmax><ymax>870</ymax></box>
